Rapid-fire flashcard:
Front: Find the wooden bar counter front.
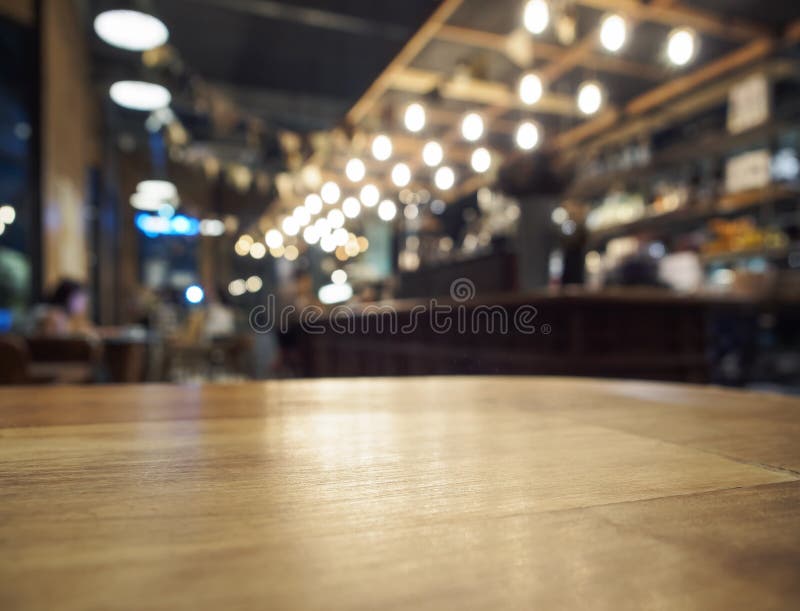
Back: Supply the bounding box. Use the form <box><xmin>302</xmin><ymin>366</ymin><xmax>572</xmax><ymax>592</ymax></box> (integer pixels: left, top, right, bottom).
<box><xmin>1</xmin><ymin>377</ymin><xmax>799</xmax><ymax>610</ymax></box>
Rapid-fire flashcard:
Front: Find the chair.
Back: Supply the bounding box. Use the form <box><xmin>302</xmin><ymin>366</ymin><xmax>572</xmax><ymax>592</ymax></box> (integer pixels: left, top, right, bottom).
<box><xmin>0</xmin><ymin>335</ymin><xmax>31</xmax><ymax>384</ymax></box>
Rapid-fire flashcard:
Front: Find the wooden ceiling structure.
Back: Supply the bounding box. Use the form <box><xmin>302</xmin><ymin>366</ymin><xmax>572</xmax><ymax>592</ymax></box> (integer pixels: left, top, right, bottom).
<box><xmin>292</xmin><ymin>0</ymin><xmax>799</xmax><ymax>214</ymax></box>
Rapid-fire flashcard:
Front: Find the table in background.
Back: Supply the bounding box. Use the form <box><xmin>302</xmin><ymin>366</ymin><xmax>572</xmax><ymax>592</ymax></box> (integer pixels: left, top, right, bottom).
<box><xmin>1</xmin><ymin>377</ymin><xmax>799</xmax><ymax>609</ymax></box>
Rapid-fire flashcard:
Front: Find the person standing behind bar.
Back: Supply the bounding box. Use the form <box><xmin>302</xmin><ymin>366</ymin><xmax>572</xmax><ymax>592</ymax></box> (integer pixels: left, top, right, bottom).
<box><xmin>30</xmin><ymin>279</ymin><xmax>97</xmax><ymax>337</ymax></box>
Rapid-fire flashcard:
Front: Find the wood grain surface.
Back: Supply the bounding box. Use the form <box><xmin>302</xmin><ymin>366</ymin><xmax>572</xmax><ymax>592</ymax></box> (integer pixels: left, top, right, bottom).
<box><xmin>1</xmin><ymin>377</ymin><xmax>799</xmax><ymax>610</ymax></box>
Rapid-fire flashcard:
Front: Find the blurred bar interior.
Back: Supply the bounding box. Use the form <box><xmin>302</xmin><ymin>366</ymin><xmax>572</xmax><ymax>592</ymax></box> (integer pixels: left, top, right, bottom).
<box><xmin>2</xmin><ymin>0</ymin><xmax>800</xmax><ymax>390</ymax></box>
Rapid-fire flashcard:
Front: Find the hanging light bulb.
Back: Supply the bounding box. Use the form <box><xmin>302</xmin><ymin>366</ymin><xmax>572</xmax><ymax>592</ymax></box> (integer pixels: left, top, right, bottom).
<box><xmin>292</xmin><ymin>206</ymin><xmax>311</xmax><ymax>226</ymax></box>
<box><xmin>599</xmin><ymin>14</ymin><xmax>627</xmax><ymax>53</ymax></box>
<box><xmin>342</xmin><ymin>196</ymin><xmax>361</xmax><ymax>219</ymax></box>
<box><xmin>471</xmin><ymin>148</ymin><xmax>492</xmax><ymax>173</ymax></box>
<box><xmin>523</xmin><ymin>0</ymin><xmax>549</xmax><ymax>35</ymax></box>
<box><xmin>515</xmin><ymin>121</ymin><xmax>541</xmax><ymax>150</ymax></box>
<box><xmin>666</xmin><ymin>27</ymin><xmax>697</xmax><ymax>66</ymax></box>
<box><xmin>518</xmin><ymin>72</ymin><xmax>543</xmax><ymax>105</ymax></box>
<box><xmin>378</xmin><ymin>199</ymin><xmax>397</xmax><ymax>221</ymax></box>
<box><xmin>360</xmin><ymin>184</ymin><xmax>380</xmax><ymax>207</ymax></box>
<box><xmin>320</xmin><ymin>181</ymin><xmax>341</xmax><ymax>204</ymax></box>
<box><xmin>345</xmin><ymin>158</ymin><xmax>365</xmax><ymax>182</ymax></box>
<box><xmin>303</xmin><ymin>224</ymin><xmax>320</xmax><ymax>245</ymax></box>
<box><xmin>371</xmin><ymin>134</ymin><xmax>392</xmax><ymax>161</ymax></box>
<box><xmin>282</xmin><ymin>216</ymin><xmax>300</xmax><ymax>236</ymax></box>
<box><xmin>265</xmin><ymin>229</ymin><xmax>283</xmax><ymax>249</ymax></box>
<box><xmin>422</xmin><ymin>141</ymin><xmax>443</xmax><ymax>167</ymax></box>
<box><xmin>404</xmin><ymin>103</ymin><xmax>426</xmax><ymax>132</ymax></box>
<box><xmin>434</xmin><ymin>166</ymin><xmax>455</xmax><ymax>190</ymax></box>
<box><xmin>577</xmin><ymin>81</ymin><xmax>604</xmax><ymax>115</ymax></box>
<box><xmin>461</xmin><ymin>113</ymin><xmax>484</xmax><ymax>141</ymax></box>
<box><xmin>391</xmin><ymin>162</ymin><xmax>411</xmax><ymax>187</ymax></box>
<box><xmin>304</xmin><ymin>193</ymin><xmax>323</xmax><ymax>216</ymax></box>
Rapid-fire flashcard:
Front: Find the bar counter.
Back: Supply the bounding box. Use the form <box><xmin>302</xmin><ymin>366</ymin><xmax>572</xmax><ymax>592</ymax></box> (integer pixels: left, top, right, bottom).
<box><xmin>1</xmin><ymin>377</ymin><xmax>799</xmax><ymax>609</ymax></box>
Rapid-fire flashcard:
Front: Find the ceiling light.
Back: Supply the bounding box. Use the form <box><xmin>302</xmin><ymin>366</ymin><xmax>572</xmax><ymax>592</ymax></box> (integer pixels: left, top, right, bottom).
<box><xmin>515</xmin><ymin>121</ymin><xmax>541</xmax><ymax>150</ymax></box>
<box><xmin>110</xmin><ymin>81</ymin><xmax>171</xmax><ymax>111</ymax></box>
<box><xmin>345</xmin><ymin>158</ymin><xmax>365</xmax><ymax>182</ymax></box>
<box><xmin>0</xmin><ymin>205</ymin><xmax>15</xmax><ymax>225</ymax></box>
<box><xmin>304</xmin><ymin>193</ymin><xmax>323</xmax><ymax>215</ymax></box>
<box><xmin>422</xmin><ymin>141</ymin><xmax>443</xmax><ymax>167</ymax></box>
<box><xmin>185</xmin><ymin>285</ymin><xmax>204</xmax><ymax>304</ymax></box>
<box><xmin>199</xmin><ymin>219</ymin><xmax>225</xmax><ymax>236</ymax></box>
<box><xmin>318</xmin><ymin>282</ymin><xmax>353</xmax><ymax>304</ymax></box>
<box><xmin>228</xmin><ymin>279</ymin><xmax>246</xmax><ymax>296</ymax></box>
<box><xmin>461</xmin><ymin>113</ymin><xmax>484</xmax><ymax>141</ymax></box>
<box><xmin>523</xmin><ymin>0</ymin><xmax>549</xmax><ymax>35</ymax></box>
<box><xmin>129</xmin><ymin>193</ymin><xmax>162</xmax><ymax>211</ymax></box>
<box><xmin>265</xmin><ymin>229</ymin><xmax>283</xmax><ymax>249</ymax></box>
<box><xmin>434</xmin><ymin>166</ymin><xmax>455</xmax><ymax>190</ymax></box>
<box><xmin>282</xmin><ymin>216</ymin><xmax>300</xmax><ymax>236</ymax></box>
<box><xmin>378</xmin><ymin>199</ymin><xmax>397</xmax><ymax>221</ymax></box>
<box><xmin>599</xmin><ymin>14</ymin><xmax>627</xmax><ymax>53</ymax></box>
<box><xmin>372</xmin><ymin>134</ymin><xmax>392</xmax><ymax>161</ymax></box>
<box><xmin>320</xmin><ymin>181</ymin><xmax>341</xmax><ymax>204</ymax></box>
<box><xmin>303</xmin><ymin>225</ymin><xmax>320</xmax><ymax>245</ymax></box>
<box><xmin>342</xmin><ymin>196</ymin><xmax>361</xmax><ymax>219</ymax></box>
<box><xmin>577</xmin><ymin>81</ymin><xmax>603</xmax><ymax>115</ymax></box>
<box><xmin>136</xmin><ymin>179</ymin><xmax>177</xmax><ymax>201</ymax></box>
<box><xmin>471</xmin><ymin>148</ymin><xmax>492</xmax><ymax>173</ymax></box>
<box><xmin>327</xmin><ymin>208</ymin><xmax>345</xmax><ymax>229</ymax></box>
<box><xmin>404</xmin><ymin>103</ymin><xmax>426</xmax><ymax>132</ymax></box>
<box><xmin>391</xmin><ymin>162</ymin><xmax>411</xmax><ymax>187</ymax></box>
<box><xmin>331</xmin><ymin>269</ymin><xmax>348</xmax><ymax>285</ymax></box>
<box><xmin>519</xmin><ymin>72</ymin><xmax>543</xmax><ymax>105</ymax></box>
<box><xmin>667</xmin><ymin>27</ymin><xmax>697</xmax><ymax>66</ymax></box>
<box><xmin>360</xmin><ymin>184</ymin><xmax>380</xmax><ymax>207</ymax></box>
<box><xmin>293</xmin><ymin>206</ymin><xmax>311</xmax><ymax>226</ymax></box>
<box><xmin>94</xmin><ymin>9</ymin><xmax>168</xmax><ymax>51</ymax></box>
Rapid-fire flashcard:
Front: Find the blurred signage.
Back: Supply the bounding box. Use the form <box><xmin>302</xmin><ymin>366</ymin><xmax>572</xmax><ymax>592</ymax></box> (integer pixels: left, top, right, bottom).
<box><xmin>725</xmin><ymin>149</ymin><xmax>771</xmax><ymax>193</ymax></box>
<box><xmin>727</xmin><ymin>74</ymin><xmax>770</xmax><ymax>134</ymax></box>
<box><xmin>135</xmin><ymin>213</ymin><xmax>199</xmax><ymax>237</ymax></box>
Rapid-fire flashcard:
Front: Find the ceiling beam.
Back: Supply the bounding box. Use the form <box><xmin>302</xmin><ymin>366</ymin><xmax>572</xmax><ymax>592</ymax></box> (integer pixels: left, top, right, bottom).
<box><xmin>392</xmin><ymin>67</ymin><xmax>581</xmax><ymax>117</ymax></box>
<box><xmin>346</xmin><ymin>0</ymin><xmax>465</xmax><ymax>126</ymax></box>
<box><xmin>436</xmin><ymin>24</ymin><xmax>666</xmax><ymax>81</ymax></box>
<box><xmin>574</xmin><ymin>0</ymin><xmax>770</xmax><ymax>41</ymax></box>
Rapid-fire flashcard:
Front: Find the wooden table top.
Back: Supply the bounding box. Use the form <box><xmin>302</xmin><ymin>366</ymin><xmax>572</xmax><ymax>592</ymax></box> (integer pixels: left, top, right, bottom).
<box><xmin>2</xmin><ymin>377</ymin><xmax>799</xmax><ymax>610</ymax></box>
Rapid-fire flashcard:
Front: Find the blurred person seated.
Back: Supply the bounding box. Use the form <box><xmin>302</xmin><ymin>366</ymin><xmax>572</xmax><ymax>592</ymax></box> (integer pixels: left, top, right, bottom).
<box><xmin>31</xmin><ymin>279</ymin><xmax>97</xmax><ymax>338</ymax></box>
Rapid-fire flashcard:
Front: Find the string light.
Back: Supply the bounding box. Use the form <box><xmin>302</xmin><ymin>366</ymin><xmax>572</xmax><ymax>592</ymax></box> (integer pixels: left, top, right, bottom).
<box><xmin>515</xmin><ymin>121</ymin><xmax>541</xmax><ymax>150</ymax></box>
<box><xmin>303</xmin><ymin>225</ymin><xmax>320</xmax><ymax>245</ymax></box>
<box><xmin>371</xmin><ymin>134</ymin><xmax>392</xmax><ymax>161</ymax></box>
<box><xmin>422</xmin><ymin>140</ymin><xmax>443</xmax><ymax>167</ymax></box>
<box><xmin>404</xmin><ymin>103</ymin><xmax>426</xmax><ymax>132</ymax></box>
<box><xmin>321</xmin><ymin>181</ymin><xmax>341</xmax><ymax>204</ymax></box>
<box><xmin>360</xmin><ymin>184</ymin><xmax>380</xmax><ymax>207</ymax></box>
<box><xmin>523</xmin><ymin>0</ymin><xmax>549</xmax><ymax>35</ymax></box>
<box><xmin>342</xmin><ymin>196</ymin><xmax>361</xmax><ymax>219</ymax></box>
<box><xmin>284</xmin><ymin>245</ymin><xmax>299</xmax><ymax>261</ymax></box>
<box><xmin>249</xmin><ymin>242</ymin><xmax>266</xmax><ymax>259</ymax></box>
<box><xmin>345</xmin><ymin>158</ymin><xmax>365</xmax><ymax>182</ymax></box>
<box><xmin>327</xmin><ymin>208</ymin><xmax>345</xmax><ymax>229</ymax></box>
<box><xmin>304</xmin><ymin>193</ymin><xmax>323</xmax><ymax>214</ymax></box>
<box><xmin>599</xmin><ymin>14</ymin><xmax>627</xmax><ymax>53</ymax></box>
<box><xmin>518</xmin><ymin>72</ymin><xmax>543</xmax><ymax>105</ymax></box>
<box><xmin>391</xmin><ymin>162</ymin><xmax>411</xmax><ymax>187</ymax></box>
<box><xmin>331</xmin><ymin>269</ymin><xmax>348</xmax><ymax>285</ymax></box>
<box><xmin>461</xmin><ymin>113</ymin><xmax>484</xmax><ymax>141</ymax></box>
<box><xmin>265</xmin><ymin>229</ymin><xmax>283</xmax><ymax>249</ymax></box>
<box><xmin>293</xmin><ymin>205</ymin><xmax>311</xmax><ymax>226</ymax></box>
<box><xmin>282</xmin><ymin>216</ymin><xmax>300</xmax><ymax>236</ymax></box>
<box><xmin>471</xmin><ymin>148</ymin><xmax>492</xmax><ymax>173</ymax></box>
<box><xmin>577</xmin><ymin>81</ymin><xmax>603</xmax><ymax>115</ymax></box>
<box><xmin>378</xmin><ymin>199</ymin><xmax>397</xmax><ymax>221</ymax></box>
<box><xmin>246</xmin><ymin>276</ymin><xmax>263</xmax><ymax>293</ymax></box>
<box><xmin>228</xmin><ymin>279</ymin><xmax>246</xmax><ymax>296</ymax></box>
<box><xmin>434</xmin><ymin>166</ymin><xmax>455</xmax><ymax>190</ymax></box>
<box><xmin>667</xmin><ymin>27</ymin><xmax>697</xmax><ymax>66</ymax></box>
